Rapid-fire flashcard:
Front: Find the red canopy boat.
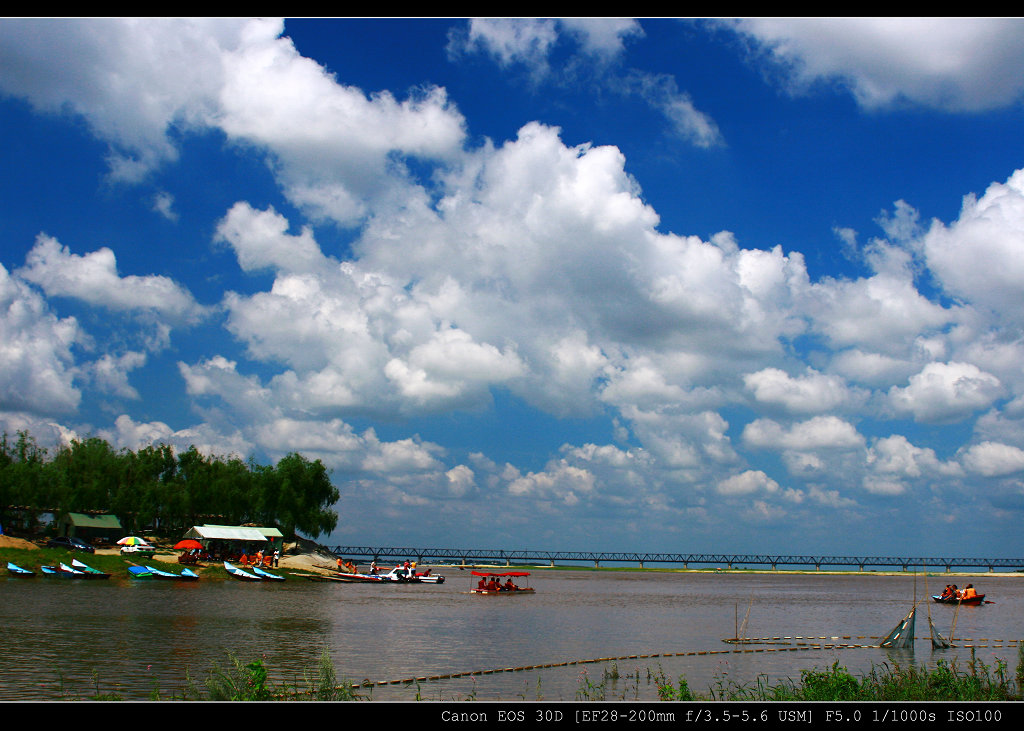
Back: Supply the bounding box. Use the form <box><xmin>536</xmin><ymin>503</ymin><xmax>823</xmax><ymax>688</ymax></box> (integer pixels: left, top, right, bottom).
<box><xmin>469</xmin><ymin>570</ymin><xmax>534</xmax><ymax>595</ymax></box>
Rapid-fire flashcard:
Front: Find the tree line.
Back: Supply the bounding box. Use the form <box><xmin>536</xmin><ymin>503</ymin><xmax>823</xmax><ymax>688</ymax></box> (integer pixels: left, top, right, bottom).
<box><xmin>0</xmin><ymin>431</ymin><xmax>339</xmax><ymax>539</ymax></box>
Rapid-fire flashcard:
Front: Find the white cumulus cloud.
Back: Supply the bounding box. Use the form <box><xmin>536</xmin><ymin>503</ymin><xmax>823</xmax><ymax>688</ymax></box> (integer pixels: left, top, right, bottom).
<box><xmin>727</xmin><ymin>18</ymin><xmax>1024</xmax><ymax>111</ymax></box>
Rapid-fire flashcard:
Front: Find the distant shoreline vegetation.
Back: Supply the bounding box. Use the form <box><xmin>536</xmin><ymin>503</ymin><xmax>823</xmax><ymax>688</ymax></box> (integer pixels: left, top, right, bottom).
<box><xmin>0</xmin><ymin>430</ymin><xmax>339</xmax><ymax>539</ymax></box>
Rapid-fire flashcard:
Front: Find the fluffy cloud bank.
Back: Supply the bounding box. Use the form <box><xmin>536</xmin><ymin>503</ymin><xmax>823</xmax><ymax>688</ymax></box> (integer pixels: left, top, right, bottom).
<box><xmin>726</xmin><ymin>18</ymin><xmax>1024</xmax><ymax>111</ymax></box>
<box><xmin>3</xmin><ymin>18</ymin><xmax>1024</xmax><ymax>552</ymax></box>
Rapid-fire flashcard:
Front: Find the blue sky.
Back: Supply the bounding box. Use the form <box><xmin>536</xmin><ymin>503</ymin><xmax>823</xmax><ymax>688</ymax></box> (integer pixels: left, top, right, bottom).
<box><xmin>3</xmin><ymin>18</ymin><xmax>1024</xmax><ymax>556</ymax></box>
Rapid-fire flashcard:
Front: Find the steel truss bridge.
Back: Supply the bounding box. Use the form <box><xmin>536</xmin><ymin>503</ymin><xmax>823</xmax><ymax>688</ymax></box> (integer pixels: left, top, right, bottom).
<box><xmin>325</xmin><ymin>546</ymin><xmax>1023</xmax><ymax>573</ymax></box>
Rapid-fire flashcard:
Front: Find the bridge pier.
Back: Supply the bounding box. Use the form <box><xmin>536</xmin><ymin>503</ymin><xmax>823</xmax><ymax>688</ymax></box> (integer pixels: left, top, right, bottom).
<box><xmin>771</xmin><ymin>563</ymin><xmax>776</xmax><ymax>571</ymax></box>
<box><xmin>594</xmin><ymin>560</ymin><xmax>600</xmax><ymax>568</ymax></box>
<box><xmin>639</xmin><ymin>560</ymin><xmax>644</xmax><ymax>569</ymax></box>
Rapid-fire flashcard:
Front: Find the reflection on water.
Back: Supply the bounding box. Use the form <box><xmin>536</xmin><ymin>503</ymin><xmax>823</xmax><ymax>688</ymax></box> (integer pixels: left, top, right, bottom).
<box><xmin>1</xmin><ymin>569</ymin><xmax>1020</xmax><ymax>700</ymax></box>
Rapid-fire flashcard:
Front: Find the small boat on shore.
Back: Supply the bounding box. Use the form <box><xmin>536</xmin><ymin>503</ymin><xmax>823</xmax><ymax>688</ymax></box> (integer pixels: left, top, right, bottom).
<box><xmin>251</xmin><ymin>565</ymin><xmax>285</xmax><ymax>581</ymax></box>
<box><xmin>224</xmin><ymin>561</ymin><xmax>262</xmax><ymax>581</ymax></box>
<box><xmin>6</xmin><ymin>562</ymin><xmax>36</xmax><ymax>577</ymax></box>
<box><xmin>70</xmin><ymin>559</ymin><xmax>111</xmax><ymax>579</ymax></box>
<box><xmin>41</xmin><ymin>562</ymin><xmax>92</xmax><ymax>578</ymax></box>
<box><xmin>469</xmin><ymin>571</ymin><xmax>534</xmax><ymax>595</ymax></box>
<box><xmin>144</xmin><ymin>565</ymin><xmax>200</xmax><ymax>581</ymax></box>
<box><xmin>58</xmin><ymin>562</ymin><xmax>91</xmax><ymax>578</ymax></box>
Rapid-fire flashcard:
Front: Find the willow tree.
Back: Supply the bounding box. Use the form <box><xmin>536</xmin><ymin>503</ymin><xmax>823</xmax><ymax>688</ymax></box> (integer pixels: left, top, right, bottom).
<box><xmin>257</xmin><ymin>453</ymin><xmax>339</xmax><ymax>539</ymax></box>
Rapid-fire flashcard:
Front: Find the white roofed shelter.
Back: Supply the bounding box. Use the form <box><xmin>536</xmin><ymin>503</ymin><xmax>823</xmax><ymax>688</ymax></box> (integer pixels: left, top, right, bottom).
<box><xmin>182</xmin><ymin>524</ymin><xmax>285</xmax><ymax>558</ymax></box>
<box><xmin>184</xmin><ymin>525</ymin><xmax>268</xmax><ymax>541</ymax></box>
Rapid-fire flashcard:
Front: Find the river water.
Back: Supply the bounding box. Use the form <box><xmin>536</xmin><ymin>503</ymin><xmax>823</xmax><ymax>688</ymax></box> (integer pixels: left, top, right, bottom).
<box><xmin>1</xmin><ymin>568</ymin><xmax>1020</xmax><ymax>701</ymax></box>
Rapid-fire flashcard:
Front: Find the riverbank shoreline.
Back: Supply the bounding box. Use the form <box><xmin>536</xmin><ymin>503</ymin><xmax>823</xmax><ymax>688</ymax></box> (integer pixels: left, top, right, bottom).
<box><xmin>423</xmin><ymin>562</ymin><xmax>1024</xmax><ymax>578</ymax></box>
<box><xmin>5</xmin><ymin>533</ymin><xmax>1019</xmax><ymax>580</ymax></box>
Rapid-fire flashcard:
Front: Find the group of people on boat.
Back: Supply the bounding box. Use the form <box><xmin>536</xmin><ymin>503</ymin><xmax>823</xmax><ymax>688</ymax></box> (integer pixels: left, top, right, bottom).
<box><xmin>477</xmin><ymin>576</ymin><xmax>520</xmax><ymax>592</ymax></box>
<box><xmin>940</xmin><ymin>583</ymin><xmax>979</xmax><ymax>601</ymax></box>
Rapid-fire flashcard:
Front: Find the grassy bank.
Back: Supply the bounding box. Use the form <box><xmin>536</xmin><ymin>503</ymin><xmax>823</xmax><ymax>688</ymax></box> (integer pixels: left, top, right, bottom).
<box><xmin>1</xmin><ymin>545</ymin><xmax>179</xmax><ymax>577</ymax></box>
<box><xmin>0</xmin><ymin>545</ymin><xmax>317</xmax><ymax>582</ymax></box>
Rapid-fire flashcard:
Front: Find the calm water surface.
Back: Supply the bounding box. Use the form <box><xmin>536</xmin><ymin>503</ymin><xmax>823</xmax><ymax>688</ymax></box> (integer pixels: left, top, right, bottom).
<box><xmin>1</xmin><ymin>569</ymin><xmax>1020</xmax><ymax>701</ymax></box>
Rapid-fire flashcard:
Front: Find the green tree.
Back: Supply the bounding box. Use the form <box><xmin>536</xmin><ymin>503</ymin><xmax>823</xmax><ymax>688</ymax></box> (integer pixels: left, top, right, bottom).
<box><xmin>259</xmin><ymin>453</ymin><xmax>339</xmax><ymax>538</ymax></box>
<box><xmin>0</xmin><ymin>431</ymin><xmax>49</xmax><ymax>532</ymax></box>
<box><xmin>0</xmin><ymin>430</ymin><xmax>340</xmax><ymax>541</ymax></box>
<box><xmin>49</xmin><ymin>437</ymin><xmax>125</xmax><ymax>515</ymax></box>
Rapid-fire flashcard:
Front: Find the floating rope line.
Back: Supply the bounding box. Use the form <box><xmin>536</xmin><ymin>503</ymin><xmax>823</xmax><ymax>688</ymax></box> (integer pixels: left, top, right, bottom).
<box><xmin>354</xmin><ymin>644</ymin><xmax>871</xmax><ymax>688</ymax></box>
<box><xmin>726</xmin><ymin>635</ymin><xmax>1019</xmax><ymax>645</ymax></box>
<box><xmin>353</xmin><ymin>636</ymin><xmax>1021</xmax><ymax>688</ymax></box>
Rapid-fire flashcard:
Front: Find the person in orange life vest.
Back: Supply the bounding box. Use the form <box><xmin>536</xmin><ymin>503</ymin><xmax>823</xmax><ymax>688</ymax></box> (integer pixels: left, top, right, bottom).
<box><xmin>962</xmin><ymin>584</ymin><xmax>978</xmax><ymax>600</ymax></box>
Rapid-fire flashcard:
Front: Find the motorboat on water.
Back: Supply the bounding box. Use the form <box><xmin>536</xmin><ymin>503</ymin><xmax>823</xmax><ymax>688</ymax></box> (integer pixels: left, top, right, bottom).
<box><xmin>331</xmin><ymin>565</ymin><xmax>445</xmax><ymax>584</ymax></box>
<box><xmin>932</xmin><ymin>593</ymin><xmax>986</xmax><ymax>606</ymax></box>
<box><xmin>381</xmin><ymin>566</ymin><xmax>445</xmax><ymax>583</ymax></box>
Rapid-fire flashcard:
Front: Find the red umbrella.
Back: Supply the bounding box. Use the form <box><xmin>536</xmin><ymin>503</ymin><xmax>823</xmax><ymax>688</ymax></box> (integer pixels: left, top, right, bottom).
<box><xmin>174</xmin><ymin>539</ymin><xmax>204</xmax><ymax>550</ymax></box>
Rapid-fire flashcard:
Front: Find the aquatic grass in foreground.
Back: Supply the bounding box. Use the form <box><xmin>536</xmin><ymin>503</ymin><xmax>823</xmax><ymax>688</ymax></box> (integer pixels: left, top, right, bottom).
<box><xmin>655</xmin><ymin>646</ymin><xmax>1024</xmax><ymax>701</ymax></box>
<box><xmin>58</xmin><ymin>645</ymin><xmax>1024</xmax><ymax>701</ymax></box>
<box><xmin>59</xmin><ymin>650</ymin><xmax>367</xmax><ymax>701</ymax></box>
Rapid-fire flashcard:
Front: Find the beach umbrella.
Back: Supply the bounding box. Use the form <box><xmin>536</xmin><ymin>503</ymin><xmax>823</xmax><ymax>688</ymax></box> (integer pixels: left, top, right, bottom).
<box><xmin>117</xmin><ymin>536</ymin><xmax>150</xmax><ymax>546</ymax></box>
<box><xmin>174</xmin><ymin>539</ymin><xmax>203</xmax><ymax>550</ymax></box>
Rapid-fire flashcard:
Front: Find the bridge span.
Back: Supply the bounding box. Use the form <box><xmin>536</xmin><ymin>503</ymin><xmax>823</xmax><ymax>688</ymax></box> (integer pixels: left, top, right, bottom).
<box><xmin>324</xmin><ymin>546</ymin><xmax>1023</xmax><ymax>573</ymax></box>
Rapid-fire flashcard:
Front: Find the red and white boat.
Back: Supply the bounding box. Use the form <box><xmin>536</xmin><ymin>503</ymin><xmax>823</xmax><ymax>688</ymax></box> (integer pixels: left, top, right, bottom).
<box><xmin>334</xmin><ymin>565</ymin><xmax>446</xmax><ymax>584</ymax></box>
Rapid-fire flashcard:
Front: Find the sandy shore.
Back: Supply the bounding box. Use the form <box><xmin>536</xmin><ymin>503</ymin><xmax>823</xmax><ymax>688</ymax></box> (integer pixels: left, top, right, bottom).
<box><xmin>90</xmin><ymin>546</ymin><xmax>342</xmax><ymax>574</ymax></box>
